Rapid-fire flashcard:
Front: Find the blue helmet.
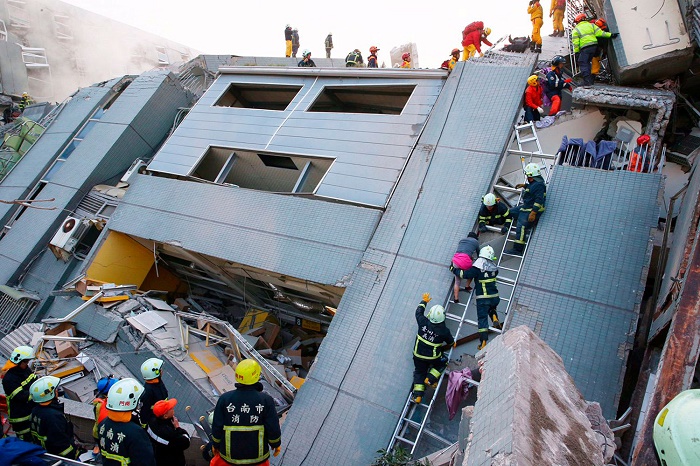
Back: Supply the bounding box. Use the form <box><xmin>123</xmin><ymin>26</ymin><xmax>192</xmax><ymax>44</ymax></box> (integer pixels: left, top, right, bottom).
<box><xmin>96</xmin><ymin>376</ymin><xmax>118</xmax><ymax>396</ymax></box>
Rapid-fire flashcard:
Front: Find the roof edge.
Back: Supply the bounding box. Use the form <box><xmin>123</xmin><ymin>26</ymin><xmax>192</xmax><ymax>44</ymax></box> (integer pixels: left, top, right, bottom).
<box><xmin>217</xmin><ymin>66</ymin><xmax>447</xmax><ymax>79</ymax></box>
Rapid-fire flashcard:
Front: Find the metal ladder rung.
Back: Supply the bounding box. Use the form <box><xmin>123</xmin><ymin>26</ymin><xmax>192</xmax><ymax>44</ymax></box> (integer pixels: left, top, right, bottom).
<box><xmin>508</xmin><ymin>149</ymin><xmax>557</xmax><ymax>159</ymax></box>
<box><xmin>518</xmin><ymin>137</ymin><xmax>538</xmax><ymax>144</ymax></box>
<box><xmin>493</xmin><ymin>184</ymin><xmax>521</xmax><ymax>194</ymax></box>
<box><xmin>502</xmin><ymin>251</ymin><xmax>523</xmax><ymax>257</ymax></box>
<box><xmin>514</xmin><ymin>122</ymin><xmax>535</xmax><ymax>130</ymax></box>
<box><xmin>445</xmin><ymin>312</ymin><xmax>462</xmax><ymax>322</ymax></box>
<box><xmin>498</xmin><ymin>267</ymin><xmax>519</xmax><ymax>274</ymax></box>
<box><xmin>395</xmin><ymin>435</ymin><xmax>416</xmax><ymax>446</ymax></box>
<box><xmin>402</xmin><ymin>417</ymin><xmax>421</xmax><ymax>429</ymax></box>
<box><xmin>483</xmin><ymin>225</ymin><xmax>503</xmax><ymax>233</ymax></box>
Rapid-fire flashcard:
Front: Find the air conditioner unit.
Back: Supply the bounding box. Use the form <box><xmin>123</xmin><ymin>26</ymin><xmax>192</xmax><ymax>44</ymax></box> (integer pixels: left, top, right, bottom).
<box><xmin>120</xmin><ymin>159</ymin><xmax>147</xmax><ymax>185</ymax></box>
<box><xmin>49</xmin><ymin>216</ymin><xmax>90</xmax><ymax>261</ymax></box>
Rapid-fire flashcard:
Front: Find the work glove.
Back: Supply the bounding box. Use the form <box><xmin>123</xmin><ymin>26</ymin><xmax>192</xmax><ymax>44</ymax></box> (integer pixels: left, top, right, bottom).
<box><xmin>500</xmin><ymin>224</ymin><xmax>510</xmax><ymax>234</ymax></box>
<box><xmin>478</xmin><ymin>224</ymin><xmax>487</xmax><ymax>233</ymax></box>
<box><xmin>537</xmin><ymin>107</ymin><xmax>544</xmax><ymax>115</ymax></box>
<box><xmin>514</xmin><ymin>183</ymin><xmax>526</xmax><ymax>189</ymax></box>
<box><xmin>422</xmin><ymin>293</ymin><xmax>431</xmax><ymax>303</ymax></box>
<box><xmin>479</xmin><ymin>52</ymin><xmax>484</xmax><ymax>57</ymax></box>
<box><xmin>528</xmin><ymin>211</ymin><xmax>537</xmax><ymax>223</ymax></box>
<box><xmin>274</xmin><ymin>447</ymin><xmax>281</xmax><ymax>457</ymax></box>
<box><xmin>453</xmin><ymin>342</ymin><xmax>458</xmax><ymax>348</ymax></box>
<box><xmin>610</xmin><ymin>33</ymin><xmax>619</xmax><ymax>38</ymax></box>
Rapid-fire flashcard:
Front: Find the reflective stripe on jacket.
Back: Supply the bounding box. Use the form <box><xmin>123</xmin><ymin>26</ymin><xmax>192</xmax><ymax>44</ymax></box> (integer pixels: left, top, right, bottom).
<box><xmin>413</xmin><ymin>301</ymin><xmax>454</xmax><ymax>359</ymax></box>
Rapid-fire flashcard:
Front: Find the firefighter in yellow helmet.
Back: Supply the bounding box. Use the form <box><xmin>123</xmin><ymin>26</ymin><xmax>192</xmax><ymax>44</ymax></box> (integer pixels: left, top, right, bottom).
<box><xmin>2</xmin><ymin>345</ymin><xmax>37</xmax><ymax>440</ymax></box>
<box><xmin>211</xmin><ymin>359</ymin><xmax>282</xmax><ymax>466</ymax></box>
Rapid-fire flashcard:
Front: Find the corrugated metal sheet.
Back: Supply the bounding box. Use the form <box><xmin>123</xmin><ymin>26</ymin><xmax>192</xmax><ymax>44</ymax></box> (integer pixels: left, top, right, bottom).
<box><xmin>275</xmin><ymin>58</ymin><xmax>536</xmax><ymax>465</ymax></box>
<box><xmin>148</xmin><ymin>72</ymin><xmax>445</xmax><ymax>207</ymax></box>
<box><xmin>46</xmin><ymin>296</ymin><xmax>123</xmax><ymax>343</ymax></box>
<box><xmin>0</xmin><ymin>322</ymin><xmax>42</xmax><ymax>359</ymax></box>
<box><xmin>108</xmin><ymin>174</ymin><xmax>382</xmax><ymax>286</ymax></box>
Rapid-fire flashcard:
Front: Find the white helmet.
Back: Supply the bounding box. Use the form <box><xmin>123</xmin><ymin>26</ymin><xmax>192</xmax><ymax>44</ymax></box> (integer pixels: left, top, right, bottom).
<box><xmin>10</xmin><ymin>345</ymin><xmax>35</xmax><ymax>364</ymax></box>
<box><xmin>654</xmin><ymin>389</ymin><xmax>700</xmax><ymax>466</ymax></box>
<box><xmin>482</xmin><ymin>193</ymin><xmax>497</xmax><ymax>207</ymax></box>
<box><xmin>479</xmin><ymin>245</ymin><xmax>496</xmax><ymax>260</ymax></box>
<box><xmin>524</xmin><ymin>163</ymin><xmax>541</xmax><ymax>177</ymax></box>
<box><xmin>426</xmin><ymin>305</ymin><xmax>445</xmax><ymax>324</ymax></box>
<box><xmin>30</xmin><ymin>376</ymin><xmax>60</xmax><ymax>403</ymax></box>
<box><xmin>106</xmin><ymin>378</ymin><xmax>144</xmax><ymax>411</ymax></box>
<box><xmin>140</xmin><ymin>357</ymin><xmax>164</xmax><ymax>380</ymax></box>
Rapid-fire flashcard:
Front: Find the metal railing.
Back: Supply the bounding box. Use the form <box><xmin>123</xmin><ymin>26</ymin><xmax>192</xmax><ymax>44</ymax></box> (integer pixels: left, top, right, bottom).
<box><xmin>557</xmin><ymin>141</ymin><xmax>665</xmax><ymax>174</ymax></box>
<box><xmin>0</xmin><ymin>286</ymin><xmax>39</xmax><ymax>335</ymax></box>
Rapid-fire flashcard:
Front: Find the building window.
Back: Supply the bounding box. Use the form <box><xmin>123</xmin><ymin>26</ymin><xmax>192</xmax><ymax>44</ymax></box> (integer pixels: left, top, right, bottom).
<box><xmin>307</xmin><ymin>84</ymin><xmax>415</xmax><ymax>115</ymax></box>
<box><xmin>156</xmin><ymin>46</ymin><xmax>169</xmax><ymax>66</ymax></box>
<box><xmin>190</xmin><ymin>147</ymin><xmax>333</xmax><ymax>194</ymax></box>
<box><xmin>214</xmin><ymin>83</ymin><xmax>303</xmax><ymax>111</ymax></box>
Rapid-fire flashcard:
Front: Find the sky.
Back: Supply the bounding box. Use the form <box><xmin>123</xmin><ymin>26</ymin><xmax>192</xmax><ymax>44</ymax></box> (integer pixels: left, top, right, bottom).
<box><xmin>60</xmin><ymin>0</ymin><xmax>556</xmax><ymax>67</ymax></box>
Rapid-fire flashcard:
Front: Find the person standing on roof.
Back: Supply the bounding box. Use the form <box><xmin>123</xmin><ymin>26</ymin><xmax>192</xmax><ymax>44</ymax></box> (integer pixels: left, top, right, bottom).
<box><xmin>451</xmin><ymin>246</ymin><xmax>502</xmax><ymax>350</ymax></box>
<box><xmin>505</xmin><ymin>163</ymin><xmax>546</xmax><ymax>255</ymax></box>
<box><xmin>367</xmin><ymin>46</ymin><xmax>380</xmax><ymax>68</ymax></box>
<box><xmin>400</xmin><ymin>52</ymin><xmax>412</xmax><ymax>68</ymax></box>
<box><xmin>528</xmin><ymin>0</ymin><xmax>544</xmax><ymax>53</ymax></box>
<box><xmin>211</xmin><ymin>359</ymin><xmax>282</xmax><ymax>466</ymax></box>
<box><xmin>284</xmin><ymin>25</ymin><xmax>293</xmax><ymax>57</ymax></box>
<box><xmin>545</xmin><ymin>56</ymin><xmax>572</xmax><ymax>115</ymax></box>
<box><xmin>411</xmin><ymin>294</ymin><xmax>455</xmax><ymax>404</ymax></box>
<box><xmin>148</xmin><ymin>399</ymin><xmax>190</xmax><ymax>466</ymax></box>
<box><xmin>461</xmin><ymin>23</ymin><xmax>493</xmax><ymax>60</ymax></box>
<box><xmin>478</xmin><ymin>193</ymin><xmax>512</xmax><ymax>234</ymax></box>
<box><xmin>325</xmin><ymin>33</ymin><xmax>333</xmax><ymax>58</ymax></box>
<box><xmin>345</xmin><ymin>49</ymin><xmax>364</xmax><ymax>67</ymax></box>
<box><xmin>99</xmin><ymin>378</ymin><xmax>155</xmax><ymax>466</ymax></box>
<box><xmin>92</xmin><ymin>376</ymin><xmax>118</xmax><ymax>451</ymax></box>
<box><xmin>138</xmin><ymin>358</ymin><xmax>168</xmax><ymax>428</ymax></box>
<box><xmin>2</xmin><ymin>345</ymin><xmax>37</xmax><ymax>441</ymax></box>
<box><xmin>590</xmin><ymin>18</ymin><xmax>610</xmax><ymax>78</ymax></box>
<box><xmin>297</xmin><ymin>50</ymin><xmax>316</xmax><ymax>67</ymax></box>
<box><xmin>549</xmin><ymin>0</ymin><xmax>566</xmax><ymax>37</ymax></box>
<box><xmin>450</xmin><ymin>232</ymin><xmax>480</xmax><ymax>303</ymax></box>
<box><xmin>29</xmin><ymin>376</ymin><xmax>82</xmax><ymax>459</ymax></box>
<box><xmin>523</xmin><ymin>75</ymin><xmax>544</xmax><ymax>123</ymax></box>
<box><xmin>572</xmin><ymin>13</ymin><xmax>617</xmax><ymax>86</ymax></box>
<box><xmin>291</xmin><ymin>29</ymin><xmax>300</xmax><ymax>58</ymax></box>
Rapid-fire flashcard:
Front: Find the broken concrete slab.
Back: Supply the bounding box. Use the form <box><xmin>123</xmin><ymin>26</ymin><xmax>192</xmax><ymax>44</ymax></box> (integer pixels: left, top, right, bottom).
<box><xmin>464</xmin><ymin>326</ymin><xmax>614</xmax><ymax>466</ymax></box>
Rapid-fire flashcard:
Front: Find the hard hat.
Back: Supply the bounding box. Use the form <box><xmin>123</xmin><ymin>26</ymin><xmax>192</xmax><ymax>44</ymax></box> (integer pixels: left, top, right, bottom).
<box><xmin>286</xmin><ymin>24</ymin><xmax>290</xmax><ymax>28</ymax></box>
<box><xmin>527</xmin><ymin>75</ymin><xmax>539</xmax><ymax>86</ymax></box>
<box><xmin>302</xmin><ymin>49</ymin><xmax>311</xmax><ymax>58</ymax></box>
<box><xmin>637</xmin><ymin>134</ymin><xmax>651</xmax><ymax>146</ymax></box>
<box><xmin>402</xmin><ymin>52</ymin><xmax>411</xmax><ymax>60</ymax></box>
<box><xmin>10</xmin><ymin>345</ymin><xmax>35</xmax><ymax>364</ymax></box>
<box><xmin>426</xmin><ymin>305</ymin><xmax>445</xmax><ymax>324</ymax></box>
<box><xmin>524</xmin><ymin>162</ymin><xmax>541</xmax><ymax>177</ymax></box>
<box><xmin>484</xmin><ymin>27</ymin><xmax>491</xmax><ymax>36</ymax></box>
<box><xmin>328</xmin><ymin>32</ymin><xmax>332</xmax><ymax>35</ymax></box>
<box><xmin>106</xmin><ymin>378</ymin><xmax>144</xmax><ymax>411</ymax></box>
<box><xmin>140</xmin><ymin>357</ymin><xmax>164</xmax><ymax>380</ymax></box>
<box><xmin>235</xmin><ymin>359</ymin><xmax>262</xmax><ymax>385</ymax></box>
<box><xmin>482</xmin><ymin>193</ymin><xmax>497</xmax><ymax>206</ymax></box>
<box><xmin>96</xmin><ymin>376</ymin><xmax>118</xmax><ymax>396</ymax></box>
<box><xmin>479</xmin><ymin>245</ymin><xmax>496</xmax><ymax>260</ymax></box>
<box><xmin>595</xmin><ymin>18</ymin><xmax>607</xmax><ymax>28</ymax></box>
<box><xmin>30</xmin><ymin>376</ymin><xmax>61</xmax><ymax>403</ymax></box>
<box><xmin>552</xmin><ymin>55</ymin><xmax>566</xmax><ymax>66</ymax></box>
<box><xmin>653</xmin><ymin>390</ymin><xmax>700</xmax><ymax>466</ymax></box>
<box><xmin>451</xmin><ymin>48</ymin><xmax>460</xmax><ymax>55</ymax></box>
<box><xmin>574</xmin><ymin>13</ymin><xmax>586</xmax><ymax>23</ymax></box>
<box><xmin>370</xmin><ymin>46</ymin><xmax>379</xmax><ymax>53</ymax></box>
<box><xmin>354</xmin><ymin>49</ymin><xmax>361</xmax><ymax>53</ymax></box>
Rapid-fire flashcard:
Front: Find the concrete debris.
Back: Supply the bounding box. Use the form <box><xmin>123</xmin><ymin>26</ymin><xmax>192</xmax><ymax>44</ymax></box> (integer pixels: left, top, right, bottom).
<box><xmin>463</xmin><ymin>326</ymin><xmax>614</xmax><ymax>466</ymax></box>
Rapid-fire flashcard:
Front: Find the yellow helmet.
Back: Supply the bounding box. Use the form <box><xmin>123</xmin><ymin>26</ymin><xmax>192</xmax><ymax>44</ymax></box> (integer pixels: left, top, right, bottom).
<box><xmin>527</xmin><ymin>75</ymin><xmax>539</xmax><ymax>86</ymax></box>
<box><xmin>484</xmin><ymin>27</ymin><xmax>491</xmax><ymax>36</ymax></box>
<box><xmin>235</xmin><ymin>359</ymin><xmax>261</xmax><ymax>385</ymax></box>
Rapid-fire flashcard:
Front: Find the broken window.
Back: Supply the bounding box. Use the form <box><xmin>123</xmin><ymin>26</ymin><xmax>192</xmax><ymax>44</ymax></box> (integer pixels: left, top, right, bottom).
<box><xmin>214</xmin><ymin>83</ymin><xmax>303</xmax><ymax>111</ymax></box>
<box><xmin>156</xmin><ymin>46</ymin><xmax>169</xmax><ymax>66</ymax></box>
<box><xmin>190</xmin><ymin>147</ymin><xmax>332</xmax><ymax>194</ymax></box>
<box><xmin>0</xmin><ymin>19</ymin><xmax>7</xmax><ymax>41</ymax></box>
<box><xmin>307</xmin><ymin>84</ymin><xmax>415</xmax><ymax>115</ymax></box>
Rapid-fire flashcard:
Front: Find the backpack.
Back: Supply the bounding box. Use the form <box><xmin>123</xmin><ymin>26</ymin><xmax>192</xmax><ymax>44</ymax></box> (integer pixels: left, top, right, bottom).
<box><xmin>440</xmin><ymin>59</ymin><xmax>450</xmax><ymax>70</ymax></box>
<box><xmin>464</xmin><ymin>21</ymin><xmax>484</xmax><ymax>35</ymax></box>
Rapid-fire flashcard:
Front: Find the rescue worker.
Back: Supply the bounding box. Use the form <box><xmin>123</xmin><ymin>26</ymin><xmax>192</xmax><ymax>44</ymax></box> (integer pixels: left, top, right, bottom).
<box><xmin>345</xmin><ymin>49</ymin><xmax>364</xmax><ymax>67</ymax></box>
<box><xmin>324</xmin><ymin>33</ymin><xmax>333</xmax><ymax>58</ymax></box>
<box><xmin>93</xmin><ymin>376</ymin><xmax>118</xmax><ymax>450</ymax></box>
<box><xmin>297</xmin><ymin>50</ymin><xmax>316</xmax><ymax>67</ymax></box>
<box><xmin>528</xmin><ymin>0</ymin><xmax>544</xmax><ymax>53</ymax></box>
<box><xmin>478</xmin><ymin>193</ymin><xmax>512</xmax><ymax>234</ymax></box>
<box><xmin>284</xmin><ymin>25</ymin><xmax>293</xmax><ymax>57</ymax></box>
<box><xmin>400</xmin><ymin>52</ymin><xmax>412</xmax><ymax>68</ymax></box>
<box><xmin>549</xmin><ymin>0</ymin><xmax>566</xmax><ymax>37</ymax></box>
<box><xmin>591</xmin><ymin>18</ymin><xmax>610</xmax><ymax>78</ymax></box>
<box><xmin>524</xmin><ymin>75</ymin><xmax>544</xmax><ymax>123</ymax></box>
<box><xmin>572</xmin><ymin>13</ymin><xmax>617</xmax><ymax>86</ymax></box>
<box><xmin>450</xmin><ymin>232</ymin><xmax>480</xmax><ymax>303</ymax></box>
<box><xmin>211</xmin><ymin>359</ymin><xmax>282</xmax><ymax>466</ymax></box>
<box><xmin>367</xmin><ymin>46</ymin><xmax>379</xmax><ymax>68</ymax></box>
<box><xmin>653</xmin><ymin>389</ymin><xmax>700</xmax><ymax>466</ymax></box>
<box><xmin>462</xmin><ymin>27</ymin><xmax>492</xmax><ymax>60</ymax></box>
<box><xmin>545</xmin><ymin>56</ymin><xmax>572</xmax><ymax>115</ymax></box>
<box><xmin>2</xmin><ymin>345</ymin><xmax>37</xmax><ymax>441</ymax></box>
<box><xmin>441</xmin><ymin>48</ymin><xmax>460</xmax><ymax>71</ymax></box>
<box><xmin>451</xmin><ymin>246</ymin><xmax>502</xmax><ymax>349</ymax></box>
<box><xmin>505</xmin><ymin>163</ymin><xmax>546</xmax><ymax>255</ymax></box>
<box><xmin>411</xmin><ymin>293</ymin><xmax>455</xmax><ymax>404</ymax></box>
<box><xmin>629</xmin><ymin>134</ymin><xmax>651</xmax><ymax>173</ymax></box>
<box><xmin>147</xmin><ymin>399</ymin><xmax>190</xmax><ymax>466</ymax></box>
<box><xmin>98</xmin><ymin>378</ymin><xmax>155</xmax><ymax>466</ymax></box>
<box><xmin>29</xmin><ymin>376</ymin><xmax>81</xmax><ymax>459</ymax></box>
<box><xmin>19</xmin><ymin>93</ymin><xmax>31</xmax><ymax>112</ymax></box>
<box><xmin>291</xmin><ymin>28</ymin><xmax>300</xmax><ymax>58</ymax></box>
<box><xmin>138</xmin><ymin>357</ymin><xmax>168</xmax><ymax>428</ymax></box>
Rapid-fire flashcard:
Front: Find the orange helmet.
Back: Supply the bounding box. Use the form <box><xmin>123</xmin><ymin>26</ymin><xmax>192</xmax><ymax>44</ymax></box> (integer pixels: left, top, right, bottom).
<box><xmin>637</xmin><ymin>134</ymin><xmax>651</xmax><ymax>146</ymax></box>
<box><xmin>595</xmin><ymin>18</ymin><xmax>607</xmax><ymax>28</ymax></box>
<box><xmin>451</xmin><ymin>48</ymin><xmax>460</xmax><ymax>56</ymax></box>
<box><xmin>369</xmin><ymin>46</ymin><xmax>379</xmax><ymax>53</ymax></box>
<box><xmin>574</xmin><ymin>13</ymin><xmax>587</xmax><ymax>23</ymax></box>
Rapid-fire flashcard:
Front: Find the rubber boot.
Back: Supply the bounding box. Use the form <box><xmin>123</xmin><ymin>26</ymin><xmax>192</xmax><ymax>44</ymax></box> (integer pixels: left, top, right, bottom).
<box><xmin>535</xmin><ymin>44</ymin><xmax>542</xmax><ymax>53</ymax></box>
<box><xmin>491</xmin><ymin>315</ymin><xmax>503</xmax><ymax>330</ymax></box>
<box><xmin>505</xmin><ymin>244</ymin><xmax>524</xmax><ymax>256</ymax></box>
<box><xmin>425</xmin><ymin>377</ymin><xmax>438</xmax><ymax>389</ymax></box>
<box><xmin>529</xmin><ymin>41</ymin><xmax>536</xmax><ymax>52</ymax></box>
<box><xmin>477</xmin><ymin>340</ymin><xmax>487</xmax><ymax>351</ymax></box>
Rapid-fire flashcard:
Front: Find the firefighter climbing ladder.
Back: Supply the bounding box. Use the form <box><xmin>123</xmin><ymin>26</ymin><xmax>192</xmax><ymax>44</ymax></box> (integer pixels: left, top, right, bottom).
<box><xmin>388</xmin><ymin>122</ymin><xmax>554</xmax><ymax>456</ymax></box>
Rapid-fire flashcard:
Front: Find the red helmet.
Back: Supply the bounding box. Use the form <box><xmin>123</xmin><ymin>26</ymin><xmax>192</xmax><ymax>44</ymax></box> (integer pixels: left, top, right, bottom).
<box><xmin>402</xmin><ymin>52</ymin><xmax>411</xmax><ymax>60</ymax></box>
<box><xmin>595</xmin><ymin>18</ymin><xmax>607</xmax><ymax>28</ymax></box>
<box><xmin>637</xmin><ymin>134</ymin><xmax>651</xmax><ymax>146</ymax></box>
<box><xmin>574</xmin><ymin>13</ymin><xmax>587</xmax><ymax>23</ymax></box>
<box><xmin>451</xmin><ymin>48</ymin><xmax>460</xmax><ymax>56</ymax></box>
<box><xmin>369</xmin><ymin>46</ymin><xmax>379</xmax><ymax>53</ymax></box>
